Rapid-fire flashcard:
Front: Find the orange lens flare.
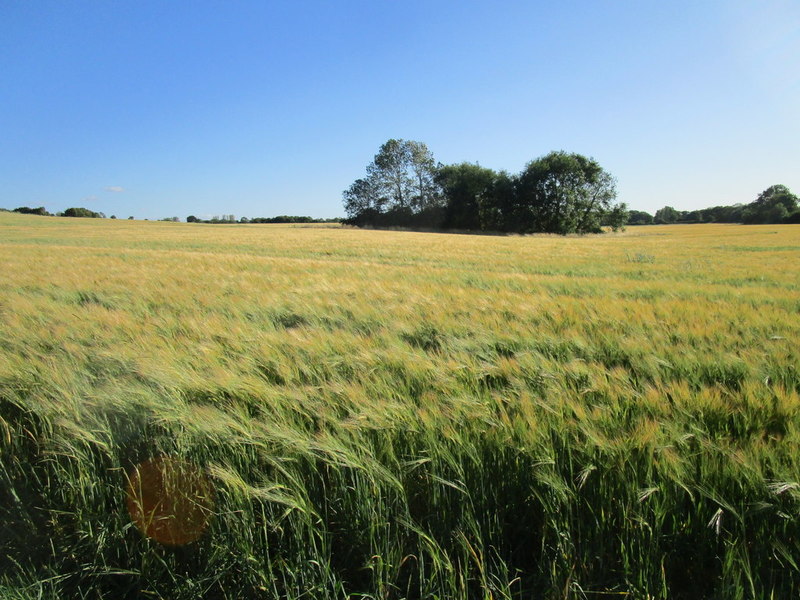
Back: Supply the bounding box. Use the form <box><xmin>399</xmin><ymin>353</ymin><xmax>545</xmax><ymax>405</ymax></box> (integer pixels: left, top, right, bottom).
<box><xmin>126</xmin><ymin>456</ymin><xmax>214</xmax><ymax>546</ymax></box>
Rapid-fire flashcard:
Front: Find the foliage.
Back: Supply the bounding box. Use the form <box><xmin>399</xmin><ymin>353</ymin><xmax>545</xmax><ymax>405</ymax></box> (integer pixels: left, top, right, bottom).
<box><xmin>12</xmin><ymin>206</ymin><xmax>50</xmax><ymax>216</ymax></box>
<box><xmin>743</xmin><ymin>184</ymin><xmax>799</xmax><ymax>224</ymax></box>
<box><xmin>654</xmin><ymin>205</ymin><xmax>679</xmax><ymax>224</ymax></box>
<box><xmin>436</xmin><ymin>162</ymin><xmax>497</xmax><ymax>230</ymax></box>
<box><xmin>515</xmin><ymin>151</ymin><xmax>621</xmax><ymax>234</ymax></box>
<box><xmin>627</xmin><ymin>209</ymin><xmax>654</xmax><ymax>225</ymax></box>
<box><xmin>187</xmin><ymin>215</ymin><xmax>341</xmax><ymax>224</ymax></box>
<box><xmin>344</xmin><ymin>139</ymin><xmax>443</xmax><ymax>228</ymax></box>
<box><xmin>247</xmin><ymin>215</ymin><xmax>341</xmax><ymax>224</ymax></box>
<box><xmin>1</xmin><ymin>214</ymin><xmax>799</xmax><ymax>599</ymax></box>
<box><xmin>61</xmin><ymin>207</ymin><xmax>104</xmax><ymax>218</ymax></box>
<box><xmin>643</xmin><ymin>186</ymin><xmax>798</xmax><ymax>226</ymax></box>
<box><xmin>345</xmin><ymin>142</ymin><xmax>625</xmax><ymax>234</ymax></box>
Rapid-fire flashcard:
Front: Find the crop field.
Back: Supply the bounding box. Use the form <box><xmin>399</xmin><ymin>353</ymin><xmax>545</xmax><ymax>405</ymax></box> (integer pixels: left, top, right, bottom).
<box><xmin>1</xmin><ymin>212</ymin><xmax>799</xmax><ymax>599</ymax></box>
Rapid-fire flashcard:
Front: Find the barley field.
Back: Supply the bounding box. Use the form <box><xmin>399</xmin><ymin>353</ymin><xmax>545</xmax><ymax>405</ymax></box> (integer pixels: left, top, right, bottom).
<box><xmin>1</xmin><ymin>212</ymin><xmax>799</xmax><ymax>599</ymax></box>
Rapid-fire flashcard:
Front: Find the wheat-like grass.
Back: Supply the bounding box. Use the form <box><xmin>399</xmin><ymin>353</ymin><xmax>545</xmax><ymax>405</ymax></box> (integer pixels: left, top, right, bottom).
<box><xmin>1</xmin><ymin>213</ymin><xmax>798</xmax><ymax>598</ymax></box>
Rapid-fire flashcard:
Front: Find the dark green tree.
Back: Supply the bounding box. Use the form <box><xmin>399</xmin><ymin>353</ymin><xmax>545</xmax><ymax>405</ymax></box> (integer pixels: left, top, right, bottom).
<box><xmin>516</xmin><ymin>151</ymin><xmax>620</xmax><ymax>234</ymax></box>
<box><xmin>627</xmin><ymin>210</ymin><xmax>653</xmax><ymax>225</ymax></box>
<box><xmin>604</xmin><ymin>203</ymin><xmax>628</xmax><ymax>231</ymax></box>
<box><xmin>62</xmin><ymin>207</ymin><xmax>103</xmax><ymax>218</ymax></box>
<box><xmin>344</xmin><ymin>139</ymin><xmax>442</xmax><ymax>226</ymax></box>
<box><xmin>436</xmin><ymin>162</ymin><xmax>497</xmax><ymax>230</ymax></box>
<box><xmin>482</xmin><ymin>170</ymin><xmax>518</xmax><ymax>231</ymax></box>
<box><xmin>13</xmin><ymin>206</ymin><xmax>50</xmax><ymax>216</ymax></box>
<box><xmin>343</xmin><ymin>177</ymin><xmax>384</xmax><ymax>223</ymax></box>
<box><xmin>408</xmin><ymin>141</ymin><xmax>440</xmax><ymax>212</ymax></box>
<box><xmin>704</xmin><ymin>204</ymin><xmax>745</xmax><ymax>223</ymax></box>
<box><xmin>368</xmin><ymin>139</ymin><xmax>414</xmax><ymax>210</ymax></box>
<box><xmin>654</xmin><ymin>206</ymin><xmax>680</xmax><ymax>224</ymax></box>
<box><xmin>742</xmin><ymin>184</ymin><xmax>798</xmax><ymax>224</ymax></box>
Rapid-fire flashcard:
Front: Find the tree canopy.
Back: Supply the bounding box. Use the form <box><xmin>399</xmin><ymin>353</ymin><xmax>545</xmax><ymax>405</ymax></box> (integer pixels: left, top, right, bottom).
<box><xmin>344</xmin><ymin>139</ymin><xmax>443</xmax><ymax>227</ymax></box>
<box><xmin>743</xmin><ymin>184</ymin><xmax>798</xmax><ymax>224</ymax></box>
<box><xmin>344</xmin><ymin>141</ymin><xmax>625</xmax><ymax>234</ymax></box>
<box><xmin>515</xmin><ymin>151</ymin><xmax>620</xmax><ymax>234</ymax></box>
<box><xmin>13</xmin><ymin>206</ymin><xmax>50</xmax><ymax>216</ymax></box>
<box><xmin>631</xmin><ymin>185</ymin><xmax>799</xmax><ymax>226</ymax></box>
<box><xmin>62</xmin><ymin>207</ymin><xmax>104</xmax><ymax>218</ymax></box>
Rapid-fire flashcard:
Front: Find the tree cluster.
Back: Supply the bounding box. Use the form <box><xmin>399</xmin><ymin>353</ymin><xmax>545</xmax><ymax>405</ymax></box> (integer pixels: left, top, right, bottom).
<box><xmin>12</xmin><ymin>206</ymin><xmax>51</xmax><ymax>216</ymax></box>
<box><xmin>62</xmin><ymin>207</ymin><xmax>105</xmax><ymax>218</ymax></box>
<box><xmin>343</xmin><ymin>140</ymin><xmax>626</xmax><ymax>234</ymax></box>
<box><xmin>186</xmin><ymin>215</ymin><xmax>342</xmax><ymax>224</ymax></box>
<box><xmin>10</xmin><ymin>206</ymin><xmax>104</xmax><ymax>218</ymax></box>
<box><xmin>629</xmin><ymin>185</ymin><xmax>799</xmax><ymax>226</ymax></box>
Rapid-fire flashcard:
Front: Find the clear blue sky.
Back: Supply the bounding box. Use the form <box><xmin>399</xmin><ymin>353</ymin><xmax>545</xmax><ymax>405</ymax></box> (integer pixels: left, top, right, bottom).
<box><xmin>2</xmin><ymin>1</ymin><xmax>798</xmax><ymax>220</ymax></box>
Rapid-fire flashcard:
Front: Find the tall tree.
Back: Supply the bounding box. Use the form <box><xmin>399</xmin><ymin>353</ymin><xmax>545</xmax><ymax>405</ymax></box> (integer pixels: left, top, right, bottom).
<box><xmin>481</xmin><ymin>170</ymin><xmax>518</xmax><ymax>232</ymax></box>
<box><xmin>407</xmin><ymin>141</ymin><xmax>440</xmax><ymax>211</ymax></box>
<box><xmin>516</xmin><ymin>151</ymin><xmax>620</xmax><ymax>234</ymax></box>
<box><xmin>654</xmin><ymin>206</ymin><xmax>680</xmax><ymax>224</ymax></box>
<box><xmin>343</xmin><ymin>139</ymin><xmax>442</xmax><ymax>225</ymax></box>
<box><xmin>368</xmin><ymin>139</ymin><xmax>414</xmax><ymax>209</ymax></box>
<box><xmin>742</xmin><ymin>184</ymin><xmax>798</xmax><ymax>224</ymax></box>
<box><xmin>436</xmin><ymin>162</ymin><xmax>497</xmax><ymax>230</ymax></box>
<box><xmin>343</xmin><ymin>177</ymin><xmax>383</xmax><ymax>220</ymax></box>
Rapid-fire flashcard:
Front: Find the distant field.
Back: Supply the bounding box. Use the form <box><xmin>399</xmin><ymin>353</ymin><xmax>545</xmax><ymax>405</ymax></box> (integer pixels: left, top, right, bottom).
<box><xmin>1</xmin><ymin>213</ymin><xmax>799</xmax><ymax>599</ymax></box>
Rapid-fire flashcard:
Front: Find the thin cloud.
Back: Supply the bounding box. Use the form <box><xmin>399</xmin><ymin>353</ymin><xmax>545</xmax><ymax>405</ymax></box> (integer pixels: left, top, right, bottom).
<box><xmin>83</xmin><ymin>195</ymin><xmax>98</xmax><ymax>202</ymax></box>
<box><xmin>105</xmin><ymin>186</ymin><xmax>124</xmax><ymax>193</ymax></box>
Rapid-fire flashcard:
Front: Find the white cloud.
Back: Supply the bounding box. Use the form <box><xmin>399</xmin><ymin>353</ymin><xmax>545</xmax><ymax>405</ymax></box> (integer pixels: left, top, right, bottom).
<box><xmin>105</xmin><ymin>186</ymin><xmax>124</xmax><ymax>193</ymax></box>
<box><xmin>83</xmin><ymin>195</ymin><xmax>98</xmax><ymax>202</ymax></box>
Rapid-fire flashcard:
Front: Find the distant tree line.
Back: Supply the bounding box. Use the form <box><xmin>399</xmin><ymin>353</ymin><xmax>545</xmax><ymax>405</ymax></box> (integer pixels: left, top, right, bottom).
<box><xmin>629</xmin><ymin>185</ymin><xmax>799</xmax><ymax>226</ymax></box>
<box><xmin>343</xmin><ymin>139</ymin><xmax>627</xmax><ymax>234</ymax></box>
<box><xmin>5</xmin><ymin>182</ymin><xmax>796</xmax><ymax>228</ymax></box>
<box><xmin>10</xmin><ymin>206</ymin><xmax>51</xmax><ymax>216</ymax></box>
<box><xmin>186</xmin><ymin>215</ymin><xmax>342</xmax><ymax>224</ymax></box>
<box><xmin>1</xmin><ymin>207</ymin><xmax>340</xmax><ymax>224</ymax></box>
<box><xmin>7</xmin><ymin>206</ymin><xmax>106</xmax><ymax>218</ymax></box>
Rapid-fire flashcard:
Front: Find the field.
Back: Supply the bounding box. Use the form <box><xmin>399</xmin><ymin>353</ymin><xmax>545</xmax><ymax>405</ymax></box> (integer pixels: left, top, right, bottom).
<box><xmin>1</xmin><ymin>213</ymin><xmax>799</xmax><ymax>599</ymax></box>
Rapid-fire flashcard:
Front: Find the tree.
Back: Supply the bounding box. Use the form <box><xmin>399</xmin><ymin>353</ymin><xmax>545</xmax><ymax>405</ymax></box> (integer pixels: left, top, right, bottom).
<box><xmin>13</xmin><ymin>206</ymin><xmax>50</xmax><ymax>216</ymax></box>
<box><xmin>742</xmin><ymin>184</ymin><xmax>798</xmax><ymax>224</ymax></box>
<box><xmin>704</xmin><ymin>204</ymin><xmax>745</xmax><ymax>223</ymax></box>
<box><xmin>343</xmin><ymin>144</ymin><xmax>623</xmax><ymax>234</ymax></box>
<box><xmin>436</xmin><ymin>162</ymin><xmax>497</xmax><ymax>230</ymax></box>
<box><xmin>407</xmin><ymin>141</ymin><xmax>440</xmax><ymax>212</ymax></box>
<box><xmin>516</xmin><ymin>151</ymin><xmax>620</xmax><ymax>234</ymax></box>
<box><xmin>343</xmin><ymin>139</ymin><xmax>442</xmax><ymax>226</ymax></box>
<box><xmin>343</xmin><ymin>177</ymin><xmax>383</xmax><ymax>222</ymax></box>
<box><xmin>482</xmin><ymin>170</ymin><xmax>518</xmax><ymax>232</ymax></box>
<box><xmin>368</xmin><ymin>139</ymin><xmax>414</xmax><ymax>209</ymax></box>
<box><xmin>604</xmin><ymin>203</ymin><xmax>628</xmax><ymax>231</ymax></box>
<box><xmin>187</xmin><ymin>215</ymin><xmax>198</xmax><ymax>223</ymax></box>
<box><xmin>654</xmin><ymin>206</ymin><xmax>679</xmax><ymax>224</ymax></box>
<box><xmin>62</xmin><ymin>207</ymin><xmax>103</xmax><ymax>218</ymax></box>
<box><xmin>627</xmin><ymin>210</ymin><xmax>653</xmax><ymax>225</ymax></box>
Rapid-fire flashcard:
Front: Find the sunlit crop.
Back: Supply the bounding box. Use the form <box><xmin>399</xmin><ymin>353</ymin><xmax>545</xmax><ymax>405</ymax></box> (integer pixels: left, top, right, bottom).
<box><xmin>1</xmin><ymin>213</ymin><xmax>798</xmax><ymax>598</ymax></box>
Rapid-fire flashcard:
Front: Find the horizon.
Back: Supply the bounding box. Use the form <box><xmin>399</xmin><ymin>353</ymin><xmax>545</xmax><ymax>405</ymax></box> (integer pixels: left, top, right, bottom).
<box><xmin>2</xmin><ymin>1</ymin><xmax>798</xmax><ymax>221</ymax></box>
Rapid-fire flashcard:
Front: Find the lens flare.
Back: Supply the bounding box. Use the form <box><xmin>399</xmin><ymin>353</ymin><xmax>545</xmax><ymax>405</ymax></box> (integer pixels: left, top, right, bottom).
<box><xmin>126</xmin><ymin>456</ymin><xmax>214</xmax><ymax>546</ymax></box>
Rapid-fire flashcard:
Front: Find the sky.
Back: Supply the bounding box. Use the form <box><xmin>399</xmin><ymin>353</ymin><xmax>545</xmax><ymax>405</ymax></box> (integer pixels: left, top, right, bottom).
<box><xmin>1</xmin><ymin>1</ymin><xmax>798</xmax><ymax>220</ymax></box>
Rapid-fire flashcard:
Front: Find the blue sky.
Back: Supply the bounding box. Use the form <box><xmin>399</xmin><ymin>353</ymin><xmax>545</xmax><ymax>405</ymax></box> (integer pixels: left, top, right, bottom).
<box><xmin>1</xmin><ymin>1</ymin><xmax>798</xmax><ymax>220</ymax></box>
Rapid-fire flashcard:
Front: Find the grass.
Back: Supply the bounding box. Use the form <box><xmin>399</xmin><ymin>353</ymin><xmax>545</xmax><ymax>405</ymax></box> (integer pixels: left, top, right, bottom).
<box><xmin>1</xmin><ymin>213</ymin><xmax>799</xmax><ymax>599</ymax></box>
